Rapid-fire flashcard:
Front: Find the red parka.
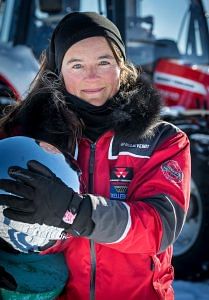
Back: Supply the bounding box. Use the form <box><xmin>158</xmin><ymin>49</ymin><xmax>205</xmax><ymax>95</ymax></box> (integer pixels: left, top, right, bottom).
<box><xmin>0</xmin><ymin>78</ymin><xmax>191</xmax><ymax>300</ymax></box>
<box><xmin>50</xmin><ymin>118</ymin><xmax>191</xmax><ymax>300</ymax></box>
<box><xmin>49</xmin><ymin>79</ymin><xmax>190</xmax><ymax>300</ymax></box>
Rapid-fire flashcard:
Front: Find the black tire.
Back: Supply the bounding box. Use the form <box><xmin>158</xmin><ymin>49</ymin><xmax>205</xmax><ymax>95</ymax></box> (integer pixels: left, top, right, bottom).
<box><xmin>173</xmin><ymin>134</ymin><xmax>209</xmax><ymax>280</ymax></box>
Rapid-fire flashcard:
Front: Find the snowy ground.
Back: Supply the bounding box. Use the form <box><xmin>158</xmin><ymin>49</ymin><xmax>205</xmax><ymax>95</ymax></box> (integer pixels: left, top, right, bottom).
<box><xmin>174</xmin><ymin>280</ymin><xmax>209</xmax><ymax>300</ymax></box>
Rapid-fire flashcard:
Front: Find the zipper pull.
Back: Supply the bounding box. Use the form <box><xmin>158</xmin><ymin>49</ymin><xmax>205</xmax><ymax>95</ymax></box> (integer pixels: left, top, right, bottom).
<box><xmin>89</xmin><ymin>143</ymin><xmax>96</xmax><ymax>175</ymax></box>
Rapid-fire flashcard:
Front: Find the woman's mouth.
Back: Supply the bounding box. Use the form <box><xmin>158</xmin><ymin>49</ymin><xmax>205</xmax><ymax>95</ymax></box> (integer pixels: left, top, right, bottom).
<box><xmin>82</xmin><ymin>88</ymin><xmax>104</xmax><ymax>94</ymax></box>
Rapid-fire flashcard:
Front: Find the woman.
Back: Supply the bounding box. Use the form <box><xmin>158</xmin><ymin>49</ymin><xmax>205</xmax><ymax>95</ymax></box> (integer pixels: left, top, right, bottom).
<box><xmin>0</xmin><ymin>12</ymin><xmax>191</xmax><ymax>300</ymax></box>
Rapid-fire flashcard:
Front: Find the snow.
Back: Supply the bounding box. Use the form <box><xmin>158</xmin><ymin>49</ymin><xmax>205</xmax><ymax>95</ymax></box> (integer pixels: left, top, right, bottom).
<box><xmin>174</xmin><ymin>280</ymin><xmax>209</xmax><ymax>300</ymax></box>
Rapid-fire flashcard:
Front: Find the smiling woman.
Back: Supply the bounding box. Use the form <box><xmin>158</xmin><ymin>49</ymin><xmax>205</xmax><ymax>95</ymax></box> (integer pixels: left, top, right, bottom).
<box><xmin>0</xmin><ymin>11</ymin><xmax>191</xmax><ymax>300</ymax></box>
<box><xmin>61</xmin><ymin>36</ymin><xmax>121</xmax><ymax>106</ymax></box>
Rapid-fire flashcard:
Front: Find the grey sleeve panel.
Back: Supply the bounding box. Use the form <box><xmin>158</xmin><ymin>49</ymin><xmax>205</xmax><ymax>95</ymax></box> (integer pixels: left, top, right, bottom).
<box><xmin>88</xmin><ymin>195</ymin><xmax>131</xmax><ymax>243</ymax></box>
<box><xmin>142</xmin><ymin>194</ymin><xmax>186</xmax><ymax>252</ymax></box>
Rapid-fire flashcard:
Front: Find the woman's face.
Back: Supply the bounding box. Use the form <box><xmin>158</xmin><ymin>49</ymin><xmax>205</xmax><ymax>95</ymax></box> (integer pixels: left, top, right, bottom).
<box><xmin>61</xmin><ymin>36</ymin><xmax>121</xmax><ymax>106</ymax></box>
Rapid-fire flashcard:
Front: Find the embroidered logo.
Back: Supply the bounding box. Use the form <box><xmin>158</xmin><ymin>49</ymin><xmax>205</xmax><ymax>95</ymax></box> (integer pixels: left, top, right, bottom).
<box><xmin>114</xmin><ymin>186</ymin><xmax>128</xmax><ymax>193</ymax></box>
<box><xmin>110</xmin><ymin>167</ymin><xmax>133</xmax><ymax>200</ymax></box>
<box><xmin>161</xmin><ymin>160</ymin><xmax>183</xmax><ymax>183</ymax></box>
<box><xmin>114</xmin><ymin>167</ymin><xmax>129</xmax><ymax>179</ymax></box>
<box><xmin>111</xmin><ymin>167</ymin><xmax>133</xmax><ymax>182</ymax></box>
<box><xmin>63</xmin><ymin>210</ymin><xmax>77</xmax><ymax>224</ymax></box>
<box><xmin>110</xmin><ymin>184</ymin><xmax>128</xmax><ymax>200</ymax></box>
<box><xmin>120</xmin><ymin>142</ymin><xmax>150</xmax><ymax>149</ymax></box>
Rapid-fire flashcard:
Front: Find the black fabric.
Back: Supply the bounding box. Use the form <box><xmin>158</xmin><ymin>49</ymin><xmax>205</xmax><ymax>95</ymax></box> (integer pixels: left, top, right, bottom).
<box><xmin>46</xmin><ymin>12</ymin><xmax>126</xmax><ymax>73</ymax></box>
<box><xmin>67</xmin><ymin>195</ymin><xmax>94</xmax><ymax>236</ymax></box>
<box><xmin>65</xmin><ymin>93</ymin><xmax>113</xmax><ymax>142</ymax></box>
<box><xmin>0</xmin><ymin>239</ymin><xmax>20</xmax><ymax>254</ymax></box>
<box><xmin>65</xmin><ymin>76</ymin><xmax>162</xmax><ymax>140</ymax></box>
<box><xmin>0</xmin><ymin>265</ymin><xmax>17</xmax><ymax>291</ymax></box>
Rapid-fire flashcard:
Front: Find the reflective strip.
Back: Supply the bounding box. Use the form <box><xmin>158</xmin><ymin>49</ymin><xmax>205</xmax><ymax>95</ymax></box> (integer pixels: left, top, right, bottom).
<box><xmin>163</xmin><ymin>195</ymin><xmax>177</xmax><ymax>245</ymax></box>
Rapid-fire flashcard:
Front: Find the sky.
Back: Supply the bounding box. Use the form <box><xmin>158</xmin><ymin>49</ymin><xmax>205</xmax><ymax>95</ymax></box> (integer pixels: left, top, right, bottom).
<box><xmin>80</xmin><ymin>0</ymin><xmax>209</xmax><ymax>55</ymax></box>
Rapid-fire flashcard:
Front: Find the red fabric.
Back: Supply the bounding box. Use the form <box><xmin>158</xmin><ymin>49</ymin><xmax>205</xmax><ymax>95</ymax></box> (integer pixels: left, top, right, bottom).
<box><xmin>0</xmin><ymin>123</ymin><xmax>189</xmax><ymax>299</ymax></box>
<box><xmin>51</xmin><ymin>127</ymin><xmax>190</xmax><ymax>300</ymax></box>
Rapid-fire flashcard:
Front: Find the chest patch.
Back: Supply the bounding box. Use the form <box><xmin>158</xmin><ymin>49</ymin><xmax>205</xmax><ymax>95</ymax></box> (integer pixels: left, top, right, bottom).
<box><xmin>110</xmin><ymin>167</ymin><xmax>133</xmax><ymax>200</ymax></box>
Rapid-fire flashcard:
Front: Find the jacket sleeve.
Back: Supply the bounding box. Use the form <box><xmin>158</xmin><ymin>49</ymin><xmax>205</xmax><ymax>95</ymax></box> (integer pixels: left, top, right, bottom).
<box><xmin>88</xmin><ymin>128</ymin><xmax>191</xmax><ymax>254</ymax></box>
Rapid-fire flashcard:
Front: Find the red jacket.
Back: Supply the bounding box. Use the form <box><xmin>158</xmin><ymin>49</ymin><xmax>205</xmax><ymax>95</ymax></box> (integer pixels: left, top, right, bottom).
<box><xmin>0</xmin><ymin>79</ymin><xmax>190</xmax><ymax>300</ymax></box>
<box><xmin>50</xmin><ymin>121</ymin><xmax>190</xmax><ymax>300</ymax></box>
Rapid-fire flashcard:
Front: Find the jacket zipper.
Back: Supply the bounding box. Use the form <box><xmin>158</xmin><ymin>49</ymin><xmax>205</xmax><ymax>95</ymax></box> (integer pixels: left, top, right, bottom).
<box><xmin>89</xmin><ymin>143</ymin><xmax>96</xmax><ymax>300</ymax></box>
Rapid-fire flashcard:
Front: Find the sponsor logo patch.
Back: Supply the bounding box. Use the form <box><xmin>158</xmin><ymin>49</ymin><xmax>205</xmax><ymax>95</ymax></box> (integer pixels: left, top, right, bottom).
<box><xmin>120</xmin><ymin>142</ymin><xmax>150</xmax><ymax>149</ymax></box>
<box><xmin>161</xmin><ymin>160</ymin><xmax>183</xmax><ymax>183</ymax></box>
<box><xmin>110</xmin><ymin>167</ymin><xmax>133</xmax><ymax>200</ymax></box>
<box><xmin>111</xmin><ymin>167</ymin><xmax>133</xmax><ymax>182</ymax></box>
<box><xmin>110</xmin><ymin>184</ymin><xmax>128</xmax><ymax>200</ymax></box>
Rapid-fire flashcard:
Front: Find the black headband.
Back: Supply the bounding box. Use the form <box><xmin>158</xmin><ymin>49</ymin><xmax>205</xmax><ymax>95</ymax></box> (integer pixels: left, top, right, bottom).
<box><xmin>46</xmin><ymin>12</ymin><xmax>126</xmax><ymax>73</ymax></box>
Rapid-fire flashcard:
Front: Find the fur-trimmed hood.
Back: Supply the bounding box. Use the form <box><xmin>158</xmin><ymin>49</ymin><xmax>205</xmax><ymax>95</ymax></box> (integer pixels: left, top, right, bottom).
<box><xmin>109</xmin><ymin>74</ymin><xmax>162</xmax><ymax>137</ymax></box>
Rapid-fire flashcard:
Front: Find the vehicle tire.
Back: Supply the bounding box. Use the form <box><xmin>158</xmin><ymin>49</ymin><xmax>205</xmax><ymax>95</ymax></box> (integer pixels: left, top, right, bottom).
<box><xmin>173</xmin><ymin>134</ymin><xmax>209</xmax><ymax>280</ymax></box>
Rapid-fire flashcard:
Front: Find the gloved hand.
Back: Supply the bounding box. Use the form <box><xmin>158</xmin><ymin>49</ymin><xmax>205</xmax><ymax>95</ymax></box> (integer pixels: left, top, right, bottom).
<box><xmin>65</xmin><ymin>192</ymin><xmax>94</xmax><ymax>236</ymax></box>
<box><xmin>0</xmin><ymin>160</ymin><xmax>94</xmax><ymax>237</ymax></box>
<box><xmin>0</xmin><ymin>266</ymin><xmax>17</xmax><ymax>291</ymax></box>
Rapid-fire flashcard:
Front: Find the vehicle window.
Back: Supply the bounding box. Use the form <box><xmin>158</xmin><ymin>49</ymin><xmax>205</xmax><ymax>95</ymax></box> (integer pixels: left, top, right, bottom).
<box><xmin>125</xmin><ymin>0</ymin><xmax>188</xmax><ymax>65</ymax></box>
<box><xmin>25</xmin><ymin>0</ymin><xmax>106</xmax><ymax>58</ymax></box>
<box><xmin>125</xmin><ymin>0</ymin><xmax>209</xmax><ymax>66</ymax></box>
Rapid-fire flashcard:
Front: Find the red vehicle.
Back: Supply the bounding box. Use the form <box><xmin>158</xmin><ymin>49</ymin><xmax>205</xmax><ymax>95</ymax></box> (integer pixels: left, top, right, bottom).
<box><xmin>154</xmin><ymin>59</ymin><xmax>209</xmax><ymax>109</ymax></box>
<box><xmin>124</xmin><ymin>1</ymin><xmax>209</xmax><ymax>110</ymax></box>
<box><xmin>0</xmin><ymin>0</ymin><xmax>209</xmax><ymax>280</ymax></box>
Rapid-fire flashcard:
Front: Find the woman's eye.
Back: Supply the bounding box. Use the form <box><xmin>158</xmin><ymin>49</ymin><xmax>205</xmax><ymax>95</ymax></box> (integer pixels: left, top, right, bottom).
<box><xmin>72</xmin><ymin>64</ymin><xmax>83</xmax><ymax>69</ymax></box>
<box><xmin>99</xmin><ymin>61</ymin><xmax>110</xmax><ymax>65</ymax></box>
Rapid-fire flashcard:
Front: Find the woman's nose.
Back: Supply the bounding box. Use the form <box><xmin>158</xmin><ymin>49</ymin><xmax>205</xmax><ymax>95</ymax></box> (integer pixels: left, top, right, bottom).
<box><xmin>85</xmin><ymin>66</ymin><xmax>99</xmax><ymax>79</ymax></box>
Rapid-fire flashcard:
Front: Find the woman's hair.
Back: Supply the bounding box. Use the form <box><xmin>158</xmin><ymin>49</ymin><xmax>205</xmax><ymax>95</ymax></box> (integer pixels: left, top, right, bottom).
<box><xmin>0</xmin><ymin>73</ymin><xmax>82</xmax><ymax>154</ymax></box>
<box><xmin>106</xmin><ymin>39</ymin><xmax>139</xmax><ymax>91</ymax></box>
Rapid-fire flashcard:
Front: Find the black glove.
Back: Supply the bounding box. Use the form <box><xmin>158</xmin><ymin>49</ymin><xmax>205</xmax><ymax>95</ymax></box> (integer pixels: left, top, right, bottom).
<box><xmin>0</xmin><ymin>160</ymin><xmax>94</xmax><ymax>236</ymax></box>
<box><xmin>66</xmin><ymin>193</ymin><xmax>94</xmax><ymax>236</ymax></box>
<box><xmin>0</xmin><ymin>266</ymin><xmax>17</xmax><ymax>291</ymax></box>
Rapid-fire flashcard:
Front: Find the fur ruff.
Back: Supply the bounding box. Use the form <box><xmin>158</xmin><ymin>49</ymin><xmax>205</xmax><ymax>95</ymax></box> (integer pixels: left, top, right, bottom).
<box><xmin>110</xmin><ymin>75</ymin><xmax>162</xmax><ymax>138</ymax></box>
